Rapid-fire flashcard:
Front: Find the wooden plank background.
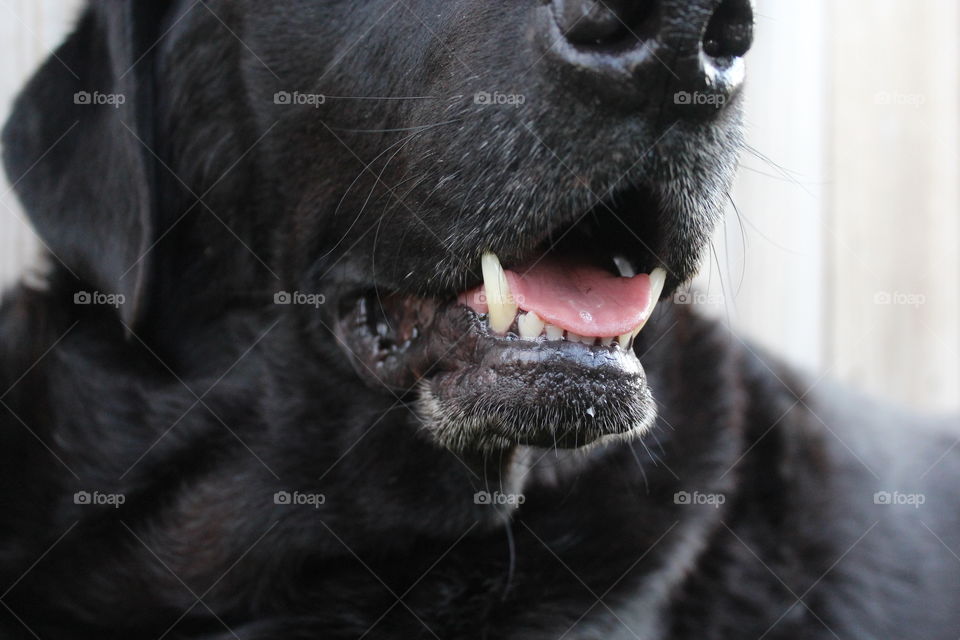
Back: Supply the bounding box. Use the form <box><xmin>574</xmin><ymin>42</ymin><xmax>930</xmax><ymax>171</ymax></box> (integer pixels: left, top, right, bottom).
<box><xmin>1</xmin><ymin>0</ymin><xmax>957</xmax><ymax>411</ymax></box>
<box><xmin>828</xmin><ymin>0</ymin><xmax>960</xmax><ymax>412</ymax></box>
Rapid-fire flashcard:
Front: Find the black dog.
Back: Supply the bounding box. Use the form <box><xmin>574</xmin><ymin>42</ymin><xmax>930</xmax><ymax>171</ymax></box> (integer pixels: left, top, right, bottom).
<box><xmin>1</xmin><ymin>1</ymin><xmax>958</xmax><ymax>638</ymax></box>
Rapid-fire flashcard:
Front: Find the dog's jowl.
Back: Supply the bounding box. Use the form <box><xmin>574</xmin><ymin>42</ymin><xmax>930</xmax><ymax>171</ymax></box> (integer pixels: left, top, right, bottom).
<box><xmin>1</xmin><ymin>1</ymin><xmax>958</xmax><ymax>639</ymax></box>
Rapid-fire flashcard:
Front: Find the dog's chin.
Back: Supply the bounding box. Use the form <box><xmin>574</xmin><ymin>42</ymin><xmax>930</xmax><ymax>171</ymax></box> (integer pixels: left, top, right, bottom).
<box><xmin>418</xmin><ymin>330</ymin><xmax>656</xmax><ymax>451</ymax></box>
<box><xmin>333</xmin><ymin>277</ymin><xmax>658</xmax><ymax>452</ymax></box>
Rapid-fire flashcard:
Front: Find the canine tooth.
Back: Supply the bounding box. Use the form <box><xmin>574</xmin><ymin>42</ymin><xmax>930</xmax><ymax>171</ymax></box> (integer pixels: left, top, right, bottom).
<box><xmin>545</xmin><ymin>324</ymin><xmax>564</xmax><ymax>340</ymax></box>
<box><xmin>649</xmin><ymin>267</ymin><xmax>667</xmax><ymax>306</ymax></box>
<box><xmin>600</xmin><ymin>337</ymin><xmax>614</xmax><ymax>347</ymax></box>
<box><xmin>618</xmin><ymin>332</ymin><xmax>632</xmax><ymax>347</ymax></box>
<box><xmin>630</xmin><ymin>268</ymin><xmax>669</xmax><ymax>336</ymax></box>
<box><xmin>517</xmin><ymin>311</ymin><xmax>545</xmax><ymax>339</ymax></box>
<box><xmin>481</xmin><ymin>252</ymin><xmax>517</xmax><ymax>334</ymax></box>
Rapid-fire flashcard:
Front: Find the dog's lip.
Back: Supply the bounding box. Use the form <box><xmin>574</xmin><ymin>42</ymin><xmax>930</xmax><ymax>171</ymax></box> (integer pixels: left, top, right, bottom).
<box><xmin>332</xmin><ymin>291</ymin><xmax>654</xmax><ymax>448</ymax></box>
<box><xmin>332</xmin><ymin>244</ymin><xmax>666</xmax><ymax>388</ymax></box>
<box><xmin>331</xmin><ymin>288</ymin><xmax>647</xmax><ymax>391</ymax></box>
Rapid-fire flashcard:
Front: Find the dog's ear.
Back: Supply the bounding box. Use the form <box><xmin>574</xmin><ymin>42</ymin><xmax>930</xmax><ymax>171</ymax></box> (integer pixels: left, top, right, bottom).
<box><xmin>1</xmin><ymin>2</ymin><xmax>173</xmax><ymax>326</ymax></box>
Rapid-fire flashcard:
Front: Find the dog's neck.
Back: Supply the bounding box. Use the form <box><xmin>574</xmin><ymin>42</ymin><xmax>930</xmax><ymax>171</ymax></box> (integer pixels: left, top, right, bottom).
<box><xmin>3</xmin><ymin>286</ymin><xmax>759</xmax><ymax>631</ymax></box>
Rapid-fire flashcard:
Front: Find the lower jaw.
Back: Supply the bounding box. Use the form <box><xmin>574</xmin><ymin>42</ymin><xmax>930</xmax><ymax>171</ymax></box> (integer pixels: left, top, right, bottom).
<box><xmin>334</xmin><ymin>294</ymin><xmax>657</xmax><ymax>451</ymax></box>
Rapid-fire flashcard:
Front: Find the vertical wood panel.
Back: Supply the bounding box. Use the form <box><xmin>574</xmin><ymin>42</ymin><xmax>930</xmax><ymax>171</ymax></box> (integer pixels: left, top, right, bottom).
<box><xmin>828</xmin><ymin>0</ymin><xmax>960</xmax><ymax>411</ymax></box>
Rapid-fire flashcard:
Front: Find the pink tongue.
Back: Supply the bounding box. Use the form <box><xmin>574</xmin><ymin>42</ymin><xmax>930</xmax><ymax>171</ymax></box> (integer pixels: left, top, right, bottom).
<box><xmin>463</xmin><ymin>256</ymin><xmax>654</xmax><ymax>337</ymax></box>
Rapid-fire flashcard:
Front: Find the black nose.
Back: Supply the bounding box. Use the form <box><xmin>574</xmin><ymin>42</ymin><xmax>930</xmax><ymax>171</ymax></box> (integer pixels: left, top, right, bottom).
<box><xmin>545</xmin><ymin>0</ymin><xmax>754</xmax><ymax>114</ymax></box>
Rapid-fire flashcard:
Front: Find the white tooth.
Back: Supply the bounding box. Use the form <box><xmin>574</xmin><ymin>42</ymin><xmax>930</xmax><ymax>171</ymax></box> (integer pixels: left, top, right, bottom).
<box><xmin>481</xmin><ymin>252</ymin><xmax>518</xmax><ymax>334</ymax></box>
<box><xmin>613</xmin><ymin>256</ymin><xmax>636</xmax><ymax>278</ymax></box>
<box><xmin>517</xmin><ymin>311</ymin><xmax>545</xmax><ymax>339</ymax></box>
<box><xmin>545</xmin><ymin>324</ymin><xmax>564</xmax><ymax>340</ymax></box>
<box><xmin>600</xmin><ymin>337</ymin><xmax>614</xmax><ymax>346</ymax></box>
<box><xmin>627</xmin><ymin>268</ymin><xmax>668</xmax><ymax>339</ymax></box>
<box><xmin>568</xmin><ymin>332</ymin><xmax>587</xmax><ymax>344</ymax></box>
<box><xmin>648</xmin><ymin>267</ymin><xmax>667</xmax><ymax>307</ymax></box>
<box><xmin>618</xmin><ymin>332</ymin><xmax>632</xmax><ymax>348</ymax></box>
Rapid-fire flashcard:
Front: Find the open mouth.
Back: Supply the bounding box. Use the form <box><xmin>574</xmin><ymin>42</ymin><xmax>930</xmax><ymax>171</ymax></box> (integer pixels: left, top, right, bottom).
<box><xmin>333</xmin><ymin>186</ymin><xmax>671</xmax><ymax>451</ymax></box>
<box><xmin>460</xmin><ymin>252</ymin><xmax>665</xmax><ymax>349</ymax></box>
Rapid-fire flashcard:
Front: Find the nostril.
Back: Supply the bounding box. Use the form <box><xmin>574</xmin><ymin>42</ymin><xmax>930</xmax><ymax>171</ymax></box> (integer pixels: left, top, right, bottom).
<box><xmin>702</xmin><ymin>0</ymin><xmax>754</xmax><ymax>59</ymax></box>
<box><xmin>553</xmin><ymin>0</ymin><xmax>656</xmax><ymax>49</ymax></box>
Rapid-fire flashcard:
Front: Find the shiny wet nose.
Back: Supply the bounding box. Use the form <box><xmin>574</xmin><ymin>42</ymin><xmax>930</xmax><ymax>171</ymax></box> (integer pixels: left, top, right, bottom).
<box><xmin>547</xmin><ymin>0</ymin><xmax>755</xmax><ymax>114</ymax></box>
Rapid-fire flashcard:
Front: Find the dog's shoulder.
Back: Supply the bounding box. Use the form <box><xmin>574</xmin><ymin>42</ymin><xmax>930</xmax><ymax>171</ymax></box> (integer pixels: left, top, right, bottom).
<box><xmin>760</xmin><ymin>358</ymin><xmax>960</xmax><ymax>637</ymax></box>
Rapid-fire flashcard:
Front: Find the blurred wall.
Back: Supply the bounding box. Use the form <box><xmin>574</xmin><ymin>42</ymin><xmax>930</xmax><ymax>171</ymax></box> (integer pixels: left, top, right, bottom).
<box><xmin>697</xmin><ymin>0</ymin><xmax>959</xmax><ymax>412</ymax></box>
<box><xmin>0</xmin><ymin>0</ymin><xmax>957</xmax><ymax>411</ymax></box>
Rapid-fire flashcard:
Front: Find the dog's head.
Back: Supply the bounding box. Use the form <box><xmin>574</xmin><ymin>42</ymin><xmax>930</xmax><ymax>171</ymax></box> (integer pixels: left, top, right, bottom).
<box><xmin>3</xmin><ymin>0</ymin><xmax>752</xmax><ymax>451</ymax></box>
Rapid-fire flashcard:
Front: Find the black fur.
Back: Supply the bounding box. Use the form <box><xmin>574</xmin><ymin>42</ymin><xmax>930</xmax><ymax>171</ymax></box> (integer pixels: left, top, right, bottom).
<box><xmin>1</xmin><ymin>1</ymin><xmax>958</xmax><ymax>638</ymax></box>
